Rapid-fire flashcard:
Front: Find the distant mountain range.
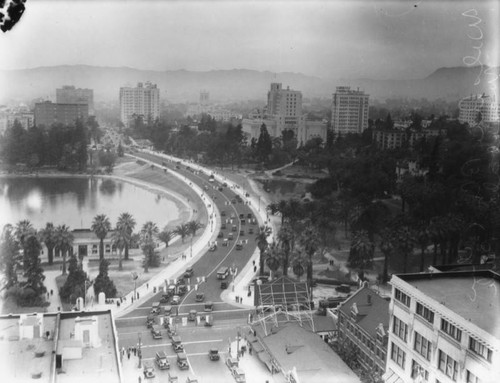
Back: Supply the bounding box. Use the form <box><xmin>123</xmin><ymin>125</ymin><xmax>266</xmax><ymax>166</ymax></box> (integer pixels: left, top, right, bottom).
<box><xmin>1</xmin><ymin>65</ymin><xmax>498</xmax><ymax>105</ymax></box>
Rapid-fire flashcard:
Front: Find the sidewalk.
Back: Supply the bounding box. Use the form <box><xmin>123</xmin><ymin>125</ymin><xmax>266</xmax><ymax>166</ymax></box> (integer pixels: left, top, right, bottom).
<box><xmin>43</xmin><ymin>270</ymin><xmax>63</xmax><ymax>312</ymax></box>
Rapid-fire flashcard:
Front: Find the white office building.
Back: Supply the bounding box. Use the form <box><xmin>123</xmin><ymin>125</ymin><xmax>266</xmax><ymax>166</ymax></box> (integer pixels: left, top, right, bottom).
<box><xmin>119</xmin><ymin>82</ymin><xmax>160</xmax><ymax>128</ymax></box>
<box><xmin>331</xmin><ymin>86</ymin><xmax>369</xmax><ymax>135</ymax></box>
<box><xmin>384</xmin><ymin>270</ymin><xmax>500</xmax><ymax>383</ymax></box>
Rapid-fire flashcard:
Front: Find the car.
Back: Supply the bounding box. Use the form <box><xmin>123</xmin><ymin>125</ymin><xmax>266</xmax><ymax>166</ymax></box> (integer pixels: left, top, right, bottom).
<box><xmin>230</xmin><ymin>213</ymin><xmax>236</xmax><ymax>219</ymax></box>
<box><xmin>209</xmin><ymin>242</ymin><xmax>217</xmax><ymax>251</ymax></box>
<box><xmin>239</xmin><ymin>213</ymin><xmax>244</xmax><ymax>219</ymax></box>
<box><xmin>184</xmin><ymin>267</ymin><xmax>194</xmax><ymax>278</ymax></box>
<box><xmin>164</xmin><ymin>305</ymin><xmax>173</xmax><ymax>316</ymax></box>
<box><xmin>232</xmin><ymin>225</ymin><xmax>237</xmax><ymax>232</ymax></box>
<box><xmin>143</xmin><ymin>363</ymin><xmax>155</xmax><ymax>379</ymax></box>
<box><xmin>223</xmin><ymin>182</ymin><xmax>228</xmax><ymax>187</ymax></box>
<box><xmin>221</xmin><ymin>210</ymin><xmax>226</xmax><ymax>216</ymax></box>
<box><xmin>172</xmin><ymin>336</ymin><xmax>184</xmax><ymax>353</ymax></box>
<box><xmin>204</xmin><ymin>314</ymin><xmax>213</xmax><ymax>327</ymax></box>
<box><xmin>195</xmin><ymin>292</ymin><xmax>205</xmax><ymax>302</ymax></box>
<box><xmin>177</xmin><ymin>285</ymin><xmax>187</xmax><ymax>296</ymax></box>
<box><xmin>171</xmin><ymin>295</ymin><xmax>181</xmax><ymax>305</ymax></box>
<box><xmin>239</xmin><ymin>229</ymin><xmax>245</xmax><ymax>236</ymax></box>
<box><xmin>218</xmin><ymin>231</ymin><xmax>224</xmax><ymax>238</ymax></box>
<box><xmin>336</xmin><ymin>284</ymin><xmax>351</xmax><ymax>294</ymax></box>
<box><xmin>248</xmin><ymin>227</ymin><xmax>254</xmax><ymax>234</ymax></box>
<box><xmin>177</xmin><ymin>352</ymin><xmax>189</xmax><ymax>370</ymax></box>
<box><xmin>156</xmin><ymin>351</ymin><xmax>170</xmax><ymax>369</ymax></box>
<box><xmin>208</xmin><ymin>348</ymin><xmax>220</xmax><ymax>361</ymax></box>
<box><xmin>167</xmin><ymin>372</ymin><xmax>178</xmax><ymax>383</ymax></box>
<box><xmin>226</xmin><ymin>357</ymin><xmax>239</xmax><ymax>369</ymax></box>
<box><xmin>228</xmin><ymin>233</ymin><xmax>234</xmax><ymax>240</ymax></box>
<box><xmin>241</xmin><ymin>219</ymin><xmax>246</xmax><ymax>225</ymax></box>
<box><xmin>220</xmin><ymin>281</ymin><xmax>228</xmax><ymax>290</ymax></box>
<box><xmin>236</xmin><ymin>241</ymin><xmax>243</xmax><ymax>250</ymax></box>
<box><xmin>146</xmin><ymin>315</ymin><xmax>155</xmax><ymax>328</ymax></box>
<box><xmin>167</xmin><ymin>284</ymin><xmax>177</xmax><ymax>296</ymax></box>
<box><xmin>222</xmin><ymin>238</ymin><xmax>229</xmax><ymax>246</ymax></box>
<box><xmin>218</xmin><ymin>186</ymin><xmax>223</xmax><ymax>191</ymax></box>
<box><xmin>231</xmin><ymin>367</ymin><xmax>246</xmax><ymax>383</ymax></box>
<box><xmin>204</xmin><ymin>301</ymin><xmax>213</xmax><ymax>312</ymax></box>
<box><xmin>151</xmin><ymin>302</ymin><xmax>161</xmax><ymax>315</ymax></box>
<box><xmin>231</xmin><ymin>199</ymin><xmax>236</xmax><ymax>204</ymax></box>
<box><xmin>187</xmin><ymin>310</ymin><xmax>197</xmax><ymax>321</ymax></box>
<box><xmin>160</xmin><ymin>294</ymin><xmax>170</xmax><ymax>303</ymax></box>
<box><xmin>151</xmin><ymin>325</ymin><xmax>162</xmax><ymax>339</ymax></box>
<box><xmin>221</xmin><ymin>223</ymin><xmax>227</xmax><ymax>230</ymax></box>
<box><xmin>167</xmin><ymin>327</ymin><xmax>177</xmax><ymax>338</ymax></box>
<box><xmin>247</xmin><ymin>213</ymin><xmax>252</xmax><ymax>219</ymax></box>
<box><xmin>217</xmin><ymin>267</ymin><xmax>229</xmax><ymax>279</ymax></box>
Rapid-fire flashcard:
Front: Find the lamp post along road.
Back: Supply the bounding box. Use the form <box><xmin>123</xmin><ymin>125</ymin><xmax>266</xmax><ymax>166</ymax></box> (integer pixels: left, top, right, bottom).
<box><xmin>132</xmin><ymin>272</ymin><xmax>138</xmax><ymax>301</ymax></box>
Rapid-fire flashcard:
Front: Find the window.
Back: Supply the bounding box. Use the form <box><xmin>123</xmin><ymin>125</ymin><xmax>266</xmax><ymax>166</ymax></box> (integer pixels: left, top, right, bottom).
<box><xmin>416</xmin><ymin>302</ymin><xmax>434</xmax><ymax>323</ymax></box>
<box><xmin>411</xmin><ymin>360</ymin><xmax>429</xmax><ymax>381</ymax></box>
<box><xmin>393</xmin><ymin>316</ymin><xmax>408</xmax><ymax>342</ymax></box>
<box><xmin>441</xmin><ymin>319</ymin><xmax>462</xmax><ymax>342</ymax></box>
<box><xmin>466</xmin><ymin>370</ymin><xmax>481</xmax><ymax>383</ymax></box>
<box><xmin>414</xmin><ymin>332</ymin><xmax>432</xmax><ymax>361</ymax></box>
<box><xmin>390</xmin><ymin>342</ymin><xmax>406</xmax><ymax>369</ymax></box>
<box><xmin>469</xmin><ymin>338</ymin><xmax>492</xmax><ymax>362</ymax></box>
<box><xmin>394</xmin><ymin>288</ymin><xmax>411</xmax><ymax>307</ymax></box>
<box><xmin>438</xmin><ymin>349</ymin><xmax>458</xmax><ymax>381</ymax></box>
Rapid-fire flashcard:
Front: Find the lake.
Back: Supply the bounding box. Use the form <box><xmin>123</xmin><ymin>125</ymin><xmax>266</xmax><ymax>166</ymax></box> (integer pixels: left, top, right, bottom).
<box><xmin>0</xmin><ymin>176</ymin><xmax>180</xmax><ymax>231</ymax></box>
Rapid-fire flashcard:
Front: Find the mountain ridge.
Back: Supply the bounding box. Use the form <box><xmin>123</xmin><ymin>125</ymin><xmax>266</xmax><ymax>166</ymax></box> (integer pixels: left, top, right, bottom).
<box><xmin>1</xmin><ymin>65</ymin><xmax>498</xmax><ymax>104</ymax></box>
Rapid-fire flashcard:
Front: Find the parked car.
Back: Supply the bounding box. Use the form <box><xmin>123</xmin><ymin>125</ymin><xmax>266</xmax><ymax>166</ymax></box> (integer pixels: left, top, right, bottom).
<box><xmin>221</xmin><ymin>210</ymin><xmax>226</xmax><ymax>216</ymax></box>
<box><xmin>222</xmin><ymin>238</ymin><xmax>229</xmax><ymax>246</ymax></box>
<box><xmin>247</xmin><ymin>213</ymin><xmax>252</xmax><ymax>219</ymax></box>
<box><xmin>205</xmin><ymin>314</ymin><xmax>213</xmax><ymax>327</ymax></box>
<box><xmin>195</xmin><ymin>292</ymin><xmax>205</xmax><ymax>302</ymax></box>
<box><xmin>143</xmin><ymin>363</ymin><xmax>155</xmax><ymax>379</ymax></box>
<box><xmin>177</xmin><ymin>285</ymin><xmax>187</xmax><ymax>296</ymax></box>
<box><xmin>248</xmin><ymin>227</ymin><xmax>254</xmax><ymax>234</ymax></box>
<box><xmin>221</xmin><ymin>223</ymin><xmax>227</xmax><ymax>230</ymax></box>
<box><xmin>226</xmin><ymin>357</ymin><xmax>239</xmax><ymax>369</ymax></box>
<box><xmin>231</xmin><ymin>367</ymin><xmax>246</xmax><ymax>383</ymax></box>
<box><xmin>239</xmin><ymin>213</ymin><xmax>244</xmax><ymax>219</ymax></box>
<box><xmin>156</xmin><ymin>351</ymin><xmax>170</xmax><ymax>369</ymax></box>
<box><xmin>218</xmin><ymin>231</ymin><xmax>224</xmax><ymax>238</ymax></box>
<box><xmin>209</xmin><ymin>242</ymin><xmax>217</xmax><ymax>251</ymax></box>
<box><xmin>176</xmin><ymin>352</ymin><xmax>189</xmax><ymax>370</ymax></box>
<box><xmin>217</xmin><ymin>267</ymin><xmax>229</xmax><ymax>279</ymax></box>
<box><xmin>208</xmin><ymin>348</ymin><xmax>220</xmax><ymax>361</ymax></box>
<box><xmin>232</xmin><ymin>225</ymin><xmax>237</xmax><ymax>232</ymax></box>
<box><xmin>239</xmin><ymin>229</ymin><xmax>245</xmax><ymax>236</ymax></box>
<box><xmin>236</xmin><ymin>241</ymin><xmax>243</xmax><ymax>250</ymax></box>
<box><xmin>167</xmin><ymin>372</ymin><xmax>178</xmax><ymax>383</ymax></box>
<box><xmin>164</xmin><ymin>305</ymin><xmax>173</xmax><ymax>316</ymax></box>
<box><xmin>160</xmin><ymin>294</ymin><xmax>170</xmax><ymax>303</ymax></box>
<box><xmin>184</xmin><ymin>267</ymin><xmax>194</xmax><ymax>278</ymax></box>
<box><xmin>228</xmin><ymin>233</ymin><xmax>234</xmax><ymax>240</ymax></box>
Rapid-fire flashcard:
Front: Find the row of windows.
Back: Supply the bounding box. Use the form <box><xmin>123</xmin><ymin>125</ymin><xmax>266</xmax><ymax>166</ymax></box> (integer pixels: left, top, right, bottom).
<box><xmin>438</xmin><ymin>349</ymin><xmax>459</xmax><ymax>381</ymax></box>
<box><xmin>416</xmin><ymin>302</ymin><xmax>435</xmax><ymax>323</ymax></box>
<box><xmin>441</xmin><ymin>318</ymin><xmax>462</xmax><ymax>342</ymax></box>
<box><xmin>391</xmin><ymin>342</ymin><xmax>406</xmax><ymax>368</ymax></box>
<box><xmin>395</xmin><ymin>288</ymin><xmax>411</xmax><ymax>307</ymax></box>
<box><xmin>393</xmin><ymin>316</ymin><xmax>408</xmax><ymax>342</ymax></box>
<box><xmin>414</xmin><ymin>332</ymin><xmax>432</xmax><ymax>361</ymax></box>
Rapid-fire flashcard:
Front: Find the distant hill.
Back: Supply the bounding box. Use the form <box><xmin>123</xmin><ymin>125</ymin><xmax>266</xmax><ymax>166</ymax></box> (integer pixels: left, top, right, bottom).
<box><xmin>1</xmin><ymin>65</ymin><xmax>498</xmax><ymax>105</ymax></box>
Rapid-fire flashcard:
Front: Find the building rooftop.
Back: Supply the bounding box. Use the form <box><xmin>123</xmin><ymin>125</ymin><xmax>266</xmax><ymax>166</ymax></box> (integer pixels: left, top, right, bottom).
<box><xmin>398</xmin><ymin>271</ymin><xmax>500</xmax><ymax>339</ymax></box>
<box><xmin>338</xmin><ymin>283</ymin><xmax>390</xmax><ymax>338</ymax></box>
<box><xmin>0</xmin><ymin>310</ymin><xmax>122</xmax><ymax>383</ymax></box>
<box><xmin>256</xmin><ymin>323</ymin><xmax>360</xmax><ymax>383</ymax></box>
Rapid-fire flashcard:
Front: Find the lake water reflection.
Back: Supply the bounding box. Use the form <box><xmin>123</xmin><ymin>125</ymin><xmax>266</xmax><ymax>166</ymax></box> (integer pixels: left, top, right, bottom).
<box><xmin>0</xmin><ymin>177</ymin><xmax>180</xmax><ymax>230</ymax></box>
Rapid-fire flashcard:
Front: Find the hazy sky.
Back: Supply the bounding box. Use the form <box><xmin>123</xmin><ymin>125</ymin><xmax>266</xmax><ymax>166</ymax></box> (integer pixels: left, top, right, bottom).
<box><xmin>0</xmin><ymin>0</ymin><xmax>498</xmax><ymax>79</ymax></box>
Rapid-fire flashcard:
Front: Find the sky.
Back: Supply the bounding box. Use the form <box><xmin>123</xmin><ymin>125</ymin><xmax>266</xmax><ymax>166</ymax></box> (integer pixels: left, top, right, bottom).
<box><xmin>0</xmin><ymin>0</ymin><xmax>499</xmax><ymax>80</ymax></box>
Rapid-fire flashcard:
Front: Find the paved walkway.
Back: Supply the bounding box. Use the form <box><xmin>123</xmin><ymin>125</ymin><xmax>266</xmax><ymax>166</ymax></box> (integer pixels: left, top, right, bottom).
<box><xmin>43</xmin><ymin>270</ymin><xmax>63</xmax><ymax>312</ymax></box>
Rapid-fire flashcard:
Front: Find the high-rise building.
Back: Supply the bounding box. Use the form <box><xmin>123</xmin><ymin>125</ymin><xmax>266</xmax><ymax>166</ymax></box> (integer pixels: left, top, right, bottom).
<box><xmin>266</xmin><ymin>83</ymin><xmax>303</xmax><ymax>138</ymax></box>
<box><xmin>56</xmin><ymin>86</ymin><xmax>94</xmax><ymax>115</ymax></box>
<box><xmin>458</xmin><ymin>94</ymin><xmax>499</xmax><ymax>125</ymax></box>
<box><xmin>34</xmin><ymin>101</ymin><xmax>89</xmax><ymax>128</ymax></box>
<box><xmin>384</xmin><ymin>270</ymin><xmax>500</xmax><ymax>383</ymax></box>
<box><xmin>331</xmin><ymin>86</ymin><xmax>369</xmax><ymax>135</ymax></box>
<box><xmin>200</xmin><ymin>90</ymin><xmax>210</xmax><ymax>106</ymax></box>
<box><xmin>119</xmin><ymin>82</ymin><xmax>160</xmax><ymax>128</ymax></box>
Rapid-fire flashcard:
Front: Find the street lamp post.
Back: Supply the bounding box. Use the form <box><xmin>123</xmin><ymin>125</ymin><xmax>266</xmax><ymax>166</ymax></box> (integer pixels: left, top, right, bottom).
<box><xmin>236</xmin><ymin>327</ymin><xmax>241</xmax><ymax>361</ymax></box>
<box><xmin>132</xmin><ymin>272</ymin><xmax>138</xmax><ymax>301</ymax></box>
<box><xmin>137</xmin><ymin>332</ymin><xmax>142</xmax><ymax>368</ymax></box>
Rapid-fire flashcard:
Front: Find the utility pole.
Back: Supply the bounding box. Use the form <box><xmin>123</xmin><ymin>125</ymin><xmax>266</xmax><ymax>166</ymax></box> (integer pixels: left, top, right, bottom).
<box><xmin>138</xmin><ymin>332</ymin><xmax>142</xmax><ymax>368</ymax></box>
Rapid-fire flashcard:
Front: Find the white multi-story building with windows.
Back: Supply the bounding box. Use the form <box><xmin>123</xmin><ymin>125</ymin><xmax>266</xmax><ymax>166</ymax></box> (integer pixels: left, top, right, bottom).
<box><xmin>119</xmin><ymin>82</ymin><xmax>160</xmax><ymax>128</ymax></box>
<box><xmin>384</xmin><ymin>270</ymin><xmax>500</xmax><ymax>383</ymax></box>
<box><xmin>458</xmin><ymin>94</ymin><xmax>499</xmax><ymax>125</ymax></box>
<box><xmin>331</xmin><ymin>86</ymin><xmax>369</xmax><ymax>135</ymax></box>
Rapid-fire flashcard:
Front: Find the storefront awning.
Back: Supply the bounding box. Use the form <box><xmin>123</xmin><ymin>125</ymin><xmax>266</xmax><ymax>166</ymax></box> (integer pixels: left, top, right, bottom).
<box><xmin>382</xmin><ymin>369</ymin><xmax>404</xmax><ymax>383</ymax></box>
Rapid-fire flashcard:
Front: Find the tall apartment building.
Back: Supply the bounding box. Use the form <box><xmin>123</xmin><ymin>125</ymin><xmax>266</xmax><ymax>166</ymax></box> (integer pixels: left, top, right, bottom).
<box><xmin>337</xmin><ymin>283</ymin><xmax>390</xmax><ymax>378</ymax></box>
<box><xmin>200</xmin><ymin>90</ymin><xmax>210</xmax><ymax>106</ymax></box>
<box><xmin>56</xmin><ymin>85</ymin><xmax>94</xmax><ymax>115</ymax></box>
<box><xmin>385</xmin><ymin>271</ymin><xmax>500</xmax><ymax>383</ymax></box>
<box><xmin>458</xmin><ymin>94</ymin><xmax>499</xmax><ymax>125</ymax></box>
<box><xmin>119</xmin><ymin>82</ymin><xmax>160</xmax><ymax>128</ymax></box>
<box><xmin>34</xmin><ymin>101</ymin><xmax>89</xmax><ymax>128</ymax></box>
<box><xmin>331</xmin><ymin>86</ymin><xmax>369</xmax><ymax>135</ymax></box>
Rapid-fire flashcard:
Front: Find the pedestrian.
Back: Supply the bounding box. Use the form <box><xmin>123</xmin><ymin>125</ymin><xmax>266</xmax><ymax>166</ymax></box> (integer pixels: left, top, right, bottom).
<box><xmin>247</xmin><ymin>290</ymin><xmax>251</xmax><ymax>297</ymax></box>
<box><xmin>50</xmin><ymin>289</ymin><xmax>53</xmax><ymax>296</ymax></box>
<box><xmin>252</xmin><ymin>260</ymin><xmax>255</xmax><ymax>266</ymax></box>
<box><xmin>249</xmin><ymin>345</ymin><xmax>252</xmax><ymax>355</ymax></box>
<box><xmin>147</xmin><ymin>283</ymin><xmax>149</xmax><ymax>290</ymax></box>
<box><xmin>254</xmin><ymin>266</ymin><xmax>257</xmax><ymax>273</ymax></box>
<box><xmin>235</xmin><ymin>295</ymin><xmax>239</xmax><ymax>303</ymax></box>
<box><xmin>127</xmin><ymin>351</ymin><xmax>130</xmax><ymax>359</ymax></box>
<box><xmin>137</xmin><ymin>292</ymin><xmax>140</xmax><ymax>299</ymax></box>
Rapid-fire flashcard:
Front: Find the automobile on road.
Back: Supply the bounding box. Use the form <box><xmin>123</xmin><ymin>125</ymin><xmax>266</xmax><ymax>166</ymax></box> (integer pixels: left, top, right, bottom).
<box><xmin>231</xmin><ymin>367</ymin><xmax>246</xmax><ymax>383</ymax></box>
<box><xmin>208</xmin><ymin>348</ymin><xmax>220</xmax><ymax>361</ymax></box>
<box><xmin>167</xmin><ymin>372</ymin><xmax>178</xmax><ymax>382</ymax></box>
<box><xmin>151</xmin><ymin>302</ymin><xmax>161</xmax><ymax>315</ymax></box>
<box><xmin>188</xmin><ymin>310</ymin><xmax>197</xmax><ymax>321</ymax></box>
<box><xmin>217</xmin><ymin>267</ymin><xmax>229</xmax><ymax>279</ymax></box>
<box><xmin>171</xmin><ymin>295</ymin><xmax>181</xmax><ymax>305</ymax></box>
<box><xmin>172</xmin><ymin>336</ymin><xmax>184</xmax><ymax>353</ymax></box>
<box><xmin>195</xmin><ymin>292</ymin><xmax>205</xmax><ymax>302</ymax></box>
<box><xmin>151</xmin><ymin>325</ymin><xmax>162</xmax><ymax>339</ymax></box>
<box><xmin>143</xmin><ymin>362</ymin><xmax>155</xmax><ymax>379</ymax></box>
<box><xmin>204</xmin><ymin>301</ymin><xmax>213</xmax><ymax>312</ymax></box>
<box><xmin>226</xmin><ymin>357</ymin><xmax>239</xmax><ymax>369</ymax></box>
<box><xmin>164</xmin><ymin>305</ymin><xmax>173</xmax><ymax>316</ymax></box>
<box><xmin>205</xmin><ymin>314</ymin><xmax>213</xmax><ymax>326</ymax></box>
<box><xmin>176</xmin><ymin>352</ymin><xmax>189</xmax><ymax>370</ymax></box>
<box><xmin>222</xmin><ymin>238</ymin><xmax>229</xmax><ymax>246</ymax></box>
<box><xmin>184</xmin><ymin>267</ymin><xmax>194</xmax><ymax>278</ymax></box>
<box><xmin>156</xmin><ymin>351</ymin><xmax>170</xmax><ymax>369</ymax></box>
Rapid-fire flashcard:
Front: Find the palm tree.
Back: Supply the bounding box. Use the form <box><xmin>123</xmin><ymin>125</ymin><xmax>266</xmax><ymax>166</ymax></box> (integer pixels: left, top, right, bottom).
<box><xmin>39</xmin><ymin>222</ymin><xmax>56</xmax><ymax>265</ymax></box>
<box><xmin>15</xmin><ymin>219</ymin><xmax>34</xmax><ymax>272</ymax></box>
<box><xmin>255</xmin><ymin>225</ymin><xmax>272</xmax><ymax>276</ymax></box>
<box><xmin>91</xmin><ymin>214</ymin><xmax>111</xmax><ymax>260</ymax></box>
<box><xmin>265</xmin><ymin>242</ymin><xmax>282</xmax><ymax>281</ymax></box>
<box><xmin>158</xmin><ymin>228</ymin><xmax>174</xmax><ymax>249</ymax></box>
<box><xmin>277</xmin><ymin>223</ymin><xmax>294</xmax><ymax>276</ymax></box>
<box><xmin>298</xmin><ymin>223</ymin><xmax>320</xmax><ymax>298</ymax></box>
<box><xmin>140</xmin><ymin>221</ymin><xmax>159</xmax><ymax>273</ymax></box>
<box><xmin>348</xmin><ymin>230</ymin><xmax>374</xmax><ymax>281</ymax></box>
<box><xmin>187</xmin><ymin>220</ymin><xmax>203</xmax><ymax>257</ymax></box>
<box><xmin>378</xmin><ymin>228</ymin><xmax>394</xmax><ymax>283</ymax></box>
<box><xmin>116</xmin><ymin>212</ymin><xmax>136</xmax><ymax>260</ymax></box>
<box><xmin>174</xmin><ymin>223</ymin><xmax>190</xmax><ymax>244</ymax></box>
<box><xmin>55</xmin><ymin>225</ymin><xmax>74</xmax><ymax>275</ymax></box>
<box><xmin>111</xmin><ymin>230</ymin><xmax>126</xmax><ymax>271</ymax></box>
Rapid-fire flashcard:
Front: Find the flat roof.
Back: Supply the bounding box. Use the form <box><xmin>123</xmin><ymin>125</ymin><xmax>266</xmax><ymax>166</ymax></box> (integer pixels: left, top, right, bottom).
<box><xmin>398</xmin><ymin>271</ymin><xmax>500</xmax><ymax>339</ymax></box>
<box><xmin>256</xmin><ymin>323</ymin><xmax>360</xmax><ymax>383</ymax></box>
<box><xmin>0</xmin><ymin>310</ymin><xmax>121</xmax><ymax>383</ymax></box>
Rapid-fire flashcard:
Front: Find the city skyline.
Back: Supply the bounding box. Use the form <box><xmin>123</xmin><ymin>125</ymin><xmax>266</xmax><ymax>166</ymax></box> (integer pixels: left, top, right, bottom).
<box><xmin>0</xmin><ymin>0</ymin><xmax>498</xmax><ymax>81</ymax></box>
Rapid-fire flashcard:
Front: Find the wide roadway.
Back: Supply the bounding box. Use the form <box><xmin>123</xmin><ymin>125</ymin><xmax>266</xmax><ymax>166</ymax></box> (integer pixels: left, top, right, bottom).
<box><xmin>116</xmin><ymin>151</ymin><xmax>258</xmax><ymax>380</ymax></box>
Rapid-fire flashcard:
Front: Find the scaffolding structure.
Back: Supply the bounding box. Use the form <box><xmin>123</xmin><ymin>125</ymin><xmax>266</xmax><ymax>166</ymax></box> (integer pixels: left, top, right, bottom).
<box><xmin>253</xmin><ymin>276</ymin><xmax>314</xmax><ymax>336</ymax></box>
